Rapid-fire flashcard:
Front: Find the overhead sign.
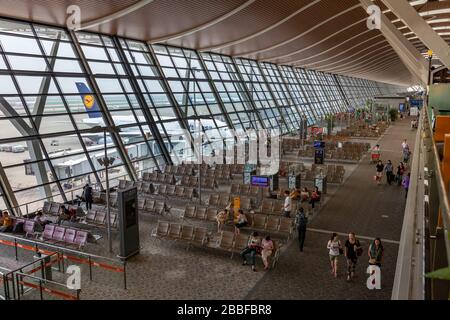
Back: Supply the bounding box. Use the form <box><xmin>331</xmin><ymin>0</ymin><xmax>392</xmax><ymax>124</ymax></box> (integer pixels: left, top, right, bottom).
<box><xmin>410</xmin><ymin>99</ymin><xmax>423</xmax><ymax>108</ymax></box>
<box><xmin>251</xmin><ymin>176</ymin><xmax>269</xmax><ymax>187</ymax></box>
<box><xmin>310</xmin><ymin>127</ymin><xmax>324</xmax><ymax>135</ymax></box>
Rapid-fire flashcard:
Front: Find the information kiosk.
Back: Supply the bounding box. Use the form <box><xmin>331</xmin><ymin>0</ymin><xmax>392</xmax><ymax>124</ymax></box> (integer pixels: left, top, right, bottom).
<box><xmin>117</xmin><ymin>186</ymin><xmax>140</xmax><ymax>260</ymax></box>
<box><xmin>314</xmin><ymin>141</ymin><xmax>326</xmax><ymax>165</ymax></box>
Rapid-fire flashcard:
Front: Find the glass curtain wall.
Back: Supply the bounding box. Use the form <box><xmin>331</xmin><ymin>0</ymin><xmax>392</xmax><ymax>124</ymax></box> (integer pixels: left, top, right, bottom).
<box><xmin>0</xmin><ymin>17</ymin><xmax>406</xmax><ymax>213</ymax></box>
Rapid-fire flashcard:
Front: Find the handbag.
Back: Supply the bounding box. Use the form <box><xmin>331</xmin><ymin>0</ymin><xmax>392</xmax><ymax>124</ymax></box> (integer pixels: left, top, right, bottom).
<box><xmin>356</xmin><ymin>242</ymin><xmax>363</xmax><ymax>256</ymax></box>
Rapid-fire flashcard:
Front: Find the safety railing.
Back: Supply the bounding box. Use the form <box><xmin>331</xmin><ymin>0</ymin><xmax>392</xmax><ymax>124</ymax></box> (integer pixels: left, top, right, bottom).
<box><xmin>0</xmin><ymin>232</ymin><xmax>127</xmax><ymax>293</ymax></box>
<box><xmin>13</xmin><ymin>271</ymin><xmax>80</xmax><ymax>300</ymax></box>
<box><xmin>0</xmin><ymin>266</ymin><xmax>11</xmax><ymax>300</ymax></box>
<box><xmin>392</xmin><ymin>108</ymin><xmax>426</xmax><ymax>300</ymax></box>
<box><xmin>392</xmin><ymin>106</ymin><xmax>450</xmax><ymax>300</ymax></box>
<box><xmin>2</xmin><ymin>252</ymin><xmax>65</xmax><ymax>300</ymax></box>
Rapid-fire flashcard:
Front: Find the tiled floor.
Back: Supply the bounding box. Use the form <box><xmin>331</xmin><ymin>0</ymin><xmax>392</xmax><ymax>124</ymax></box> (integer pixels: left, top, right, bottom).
<box><xmin>0</xmin><ymin>118</ymin><xmax>416</xmax><ymax>300</ymax></box>
<box><xmin>246</xmin><ymin>118</ymin><xmax>417</xmax><ymax>300</ymax></box>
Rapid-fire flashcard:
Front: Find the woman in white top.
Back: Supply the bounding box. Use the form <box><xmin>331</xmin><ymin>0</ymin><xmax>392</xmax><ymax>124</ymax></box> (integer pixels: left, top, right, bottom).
<box><xmin>327</xmin><ymin>233</ymin><xmax>342</xmax><ymax>278</ymax></box>
<box><xmin>261</xmin><ymin>235</ymin><xmax>274</xmax><ymax>271</ymax></box>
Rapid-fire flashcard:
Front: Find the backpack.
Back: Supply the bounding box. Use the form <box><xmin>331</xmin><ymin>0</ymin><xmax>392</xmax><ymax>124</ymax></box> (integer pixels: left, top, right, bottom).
<box><xmin>12</xmin><ymin>222</ymin><xmax>24</xmax><ymax>233</ymax></box>
<box><xmin>296</xmin><ymin>212</ymin><xmax>308</xmax><ymax>228</ymax></box>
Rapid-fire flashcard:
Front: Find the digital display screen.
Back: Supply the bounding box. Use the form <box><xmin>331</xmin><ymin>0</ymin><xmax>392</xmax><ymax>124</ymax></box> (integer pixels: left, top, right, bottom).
<box><xmin>125</xmin><ymin>198</ymin><xmax>137</xmax><ymax>228</ymax></box>
<box><xmin>314</xmin><ymin>141</ymin><xmax>325</xmax><ymax>148</ymax></box>
<box><xmin>251</xmin><ymin>176</ymin><xmax>269</xmax><ymax>187</ymax></box>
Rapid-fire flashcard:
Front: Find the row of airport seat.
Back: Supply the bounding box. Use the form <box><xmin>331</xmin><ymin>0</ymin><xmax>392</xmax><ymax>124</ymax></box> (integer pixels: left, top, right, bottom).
<box><xmin>41</xmin><ymin>224</ymin><xmax>88</xmax><ymax>249</ymax></box>
<box><xmin>163</xmin><ymin>164</ymin><xmax>197</xmax><ymax>176</ymax></box>
<box><xmin>117</xmin><ymin>180</ymin><xmax>196</xmax><ymax>200</ymax></box>
<box><xmin>151</xmin><ymin>221</ymin><xmax>282</xmax><ymax>267</ymax></box>
<box><xmin>203</xmin><ymin>193</ymin><xmax>249</xmax><ymax>211</ymax></box>
<box><xmin>229</xmin><ymin>184</ymin><xmax>268</xmax><ymax>198</ymax></box>
<box><xmin>181</xmin><ymin>204</ymin><xmax>295</xmax><ymax>237</ymax></box>
<box><xmin>181</xmin><ymin>205</ymin><xmax>220</xmax><ymax>222</ymax></box>
<box><xmin>178</xmin><ymin>175</ymin><xmax>217</xmax><ymax>190</ymax></box>
<box><xmin>142</xmin><ymin>172</ymin><xmax>176</xmax><ymax>185</ymax></box>
<box><xmin>201</xmin><ymin>193</ymin><xmax>298</xmax><ymax>216</ymax></box>
<box><xmin>7</xmin><ymin>217</ymin><xmax>88</xmax><ymax>249</ymax></box>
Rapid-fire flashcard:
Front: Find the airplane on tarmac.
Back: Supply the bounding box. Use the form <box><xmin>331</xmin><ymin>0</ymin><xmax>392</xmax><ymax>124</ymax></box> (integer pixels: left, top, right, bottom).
<box><xmin>75</xmin><ymin>82</ymin><xmax>231</xmax><ymax>143</ymax></box>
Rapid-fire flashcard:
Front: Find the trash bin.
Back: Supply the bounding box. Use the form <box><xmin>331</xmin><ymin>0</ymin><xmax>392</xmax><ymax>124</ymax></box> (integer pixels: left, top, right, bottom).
<box><xmin>33</xmin><ymin>253</ymin><xmax>52</xmax><ymax>281</ymax></box>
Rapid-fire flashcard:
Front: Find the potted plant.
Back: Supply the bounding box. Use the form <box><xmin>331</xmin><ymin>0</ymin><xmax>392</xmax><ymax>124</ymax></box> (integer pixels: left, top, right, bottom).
<box><xmin>389</xmin><ymin>108</ymin><xmax>398</xmax><ymax>121</ymax></box>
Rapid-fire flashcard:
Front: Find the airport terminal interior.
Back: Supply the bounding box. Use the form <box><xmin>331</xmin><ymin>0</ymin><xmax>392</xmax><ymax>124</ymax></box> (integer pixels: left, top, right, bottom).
<box><xmin>0</xmin><ymin>0</ymin><xmax>449</xmax><ymax>301</ymax></box>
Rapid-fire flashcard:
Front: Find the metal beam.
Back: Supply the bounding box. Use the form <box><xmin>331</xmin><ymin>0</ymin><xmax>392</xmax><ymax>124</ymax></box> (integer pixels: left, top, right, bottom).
<box><xmin>240</xmin><ymin>4</ymin><xmax>361</xmax><ymax>57</ymax></box>
<box><xmin>69</xmin><ymin>30</ymin><xmax>138</xmax><ymax>182</ymax></box>
<box><xmin>267</xmin><ymin>18</ymin><xmax>367</xmax><ymax>63</ymax></box>
<box><xmin>359</xmin><ymin>0</ymin><xmax>429</xmax><ymax>85</ymax></box>
<box><xmin>200</xmin><ymin>0</ymin><xmax>322</xmax><ymax>52</ymax></box>
<box><xmin>197</xmin><ymin>53</ymin><xmax>235</xmax><ymax>131</ymax></box>
<box><xmin>292</xmin><ymin>31</ymin><xmax>381</xmax><ymax>66</ymax></box>
<box><xmin>0</xmin><ymin>162</ymin><xmax>19</xmax><ymax>216</ymax></box>
<box><xmin>229</xmin><ymin>58</ymin><xmax>266</xmax><ymax>130</ymax></box>
<box><xmin>77</xmin><ymin>0</ymin><xmax>155</xmax><ymax>31</ymax></box>
<box><xmin>381</xmin><ymin>0</ymin><xmax>450</xmax><ymax>70</ymax></box>
<box><xmin>150</xmin><ymin>0</ymin><xmax>256</xmax><ymax>43</ymax></box>
<box><xmin>256</xmin><ymin>61</ymin><xmax>292</xmax><ymax>133</ymax></box>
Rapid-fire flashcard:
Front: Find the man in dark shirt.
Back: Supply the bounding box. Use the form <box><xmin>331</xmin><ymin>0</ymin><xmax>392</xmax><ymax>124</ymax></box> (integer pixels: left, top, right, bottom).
<box><xmin>83</xmin><ymin>184</ymin><xmax>93</xmax><ymax>210</ymax></box>
<box><xmin>375</xmin><ymin>160</ymin><xmax>384</xmax><ymax>185</ymax></box>
<box><xmin>296</xmin><ymin>208</ymin><xmax>308</xmax><ymax>252</ymax></box>
<box><xmin>344</xmin><ymin>232</ymin><xmax>362</xmax><ymax>281</ymax></box>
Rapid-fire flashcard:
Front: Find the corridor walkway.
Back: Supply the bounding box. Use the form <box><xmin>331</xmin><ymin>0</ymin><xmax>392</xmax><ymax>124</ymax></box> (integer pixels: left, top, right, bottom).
<box><xmin>246</xmin><ymin>117</ymin><xmax>418</xmax><ymax>300</ymax></box>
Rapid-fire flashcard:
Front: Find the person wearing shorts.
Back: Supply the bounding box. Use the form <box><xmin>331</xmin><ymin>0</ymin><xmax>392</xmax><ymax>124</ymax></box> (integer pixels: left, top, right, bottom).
<box><xmin>327</xmin><ymin>233</ymin><xmax>342</xmax><ymax>278</ymax></box>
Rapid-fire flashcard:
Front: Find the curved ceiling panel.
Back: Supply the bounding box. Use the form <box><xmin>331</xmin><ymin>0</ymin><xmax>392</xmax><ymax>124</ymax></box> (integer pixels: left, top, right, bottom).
<box><xmin>2</xmin><ymin>0</ymin><xmax>450</xmax><ymax>86</ymax></box>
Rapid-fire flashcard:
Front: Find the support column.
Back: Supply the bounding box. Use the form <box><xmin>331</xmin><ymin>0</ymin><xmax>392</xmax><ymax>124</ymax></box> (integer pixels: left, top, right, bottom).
<box><xmin>230</xmin><ymin>58</ymin><xmax>266</xmax><ymax>130</ymax></box>
<box><xmin>256</xmin><ymin>61</ymin><xmax>291</xmax><ymax>133</ymax></box>
<box><xmin>197</xmin><ymin>53</ymin><xmax>235</xmax><ymax>131</ymax></box>
<box><xmin>0</xmin><ymin>162</ymin><xmax>20</xmax><ymax>216</ymax></box>
<box><xmin>112</xmin><ymin>37</ymin><xmax>173</xmax><ymax>167</ymax></box>
<box><xmin>359</xmin><ymin>0</ymin><xmax>428</xmax><ymax>85</ymax></box>
<box><xmin>382</xmin><ymin>0</ymin><xmax>450</xmax><ymax>71</ymax></box>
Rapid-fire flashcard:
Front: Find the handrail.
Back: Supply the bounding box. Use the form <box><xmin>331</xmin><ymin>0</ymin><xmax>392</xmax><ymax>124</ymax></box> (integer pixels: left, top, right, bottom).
<box><xmin>392</xmin><ymin>109</ymin><xmax>425</xmax><ymax>300</ymax></box>
<box><xmin>0</xmin><ymin>232</ymin><xmax>121</xmax><ymax>266</ymax></box>
<box><xmin>13</xmin><ymin>271</ymin><xmax>80</xmax><ymax>300</ymax></box>
<box><xmin>0</xmin><ymin>232</ymin><xmax>127</xmax><ymax>289</ymax></box>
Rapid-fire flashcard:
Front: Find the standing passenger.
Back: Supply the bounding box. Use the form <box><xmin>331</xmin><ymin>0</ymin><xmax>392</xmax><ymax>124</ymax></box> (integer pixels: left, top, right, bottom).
<box><xmin>296</xmin><ymin>208</ymin><xmax>308</xmax><ymax>252</ymax></box>
<box><xmin>83</xmin><ymin>184</ymin><xmax>93</xmax><ymax>210</ymax></box>
<box><xmin>384</xmin><ymin>160</ymin><xmax>394</xmax><ymax>185</ymax></box>
<box><xmin>282</xmin><ymin>190</ymin><xmax>292</xmax><ymax>218</ymax></box>
<box><xmin>344</xmin><ymin>232</ymin><xmax>362</xmax><ymax>281</ymax></box>
<box><xmin>402</xmin><ymin>173</ymin><xmax>410</xmax><ymax>199</ymax></box>
<box><xmin>327</xmin><ymin>233</ymin><xmax>342</xmax><ymax>278</ymax></box>
<box><xmin>375</xmin><ymin>160</ymin><xmax>384</xmax><ymax>185</ymax></box>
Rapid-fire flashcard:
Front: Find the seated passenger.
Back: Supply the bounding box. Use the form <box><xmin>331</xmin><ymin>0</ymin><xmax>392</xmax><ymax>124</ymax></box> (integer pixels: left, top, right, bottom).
<box><xmin>57</xmin><ymin>205</ymin><xmax>70</xmax><ymax>224</ymax></box>
<box><xmin>240</xmin><ymin>231</ymin><xmax>261</xmax><ymax>272</ymax></box>
<box><xmin>261</xmin><ymin>235</ymin><xmax>274</xmax><ymax>271</ymax></box>
<box><xmin>290</xmin><ymin>188</ymin><xmax>301</xmax><ymax>201</ymax></box>
<box><xmin>300</xmin><ymin>187</ymin><xmax>310</xmax><ymax>202</ymax></box>
<box><xmin>0</xmin><ymin>211</ymin><xmax>13</xmax><ymax>232</ymax></box>
<box><xmin>234</xmin><ymin>209</ymin><xmax>248</xmax><ymax>235</ymax></box>
<box><xmin>34</xmin><ymin>211</ymin><xmax>50</xmax><ymax>227</ymax></box>
<box><xmin>216</xmin><ymin>203</ymin><xmax>231</xmax><ymax>233</ymax></box>
<box><xmin>309</xmin><ymin>186</ymin><xmax>321</xmax><ymax>209</ymax></box>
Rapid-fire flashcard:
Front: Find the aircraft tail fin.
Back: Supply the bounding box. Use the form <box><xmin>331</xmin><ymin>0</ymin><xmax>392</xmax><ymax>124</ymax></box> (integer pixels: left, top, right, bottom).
<box><xmin>76</xmin><ymin>82</ymin><xmax>102</xmax><ymax>119</ymax></box>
